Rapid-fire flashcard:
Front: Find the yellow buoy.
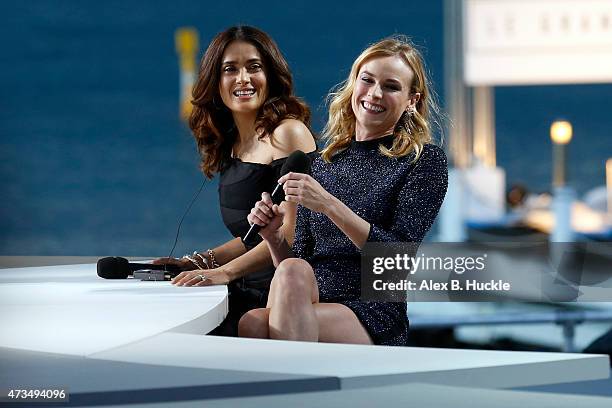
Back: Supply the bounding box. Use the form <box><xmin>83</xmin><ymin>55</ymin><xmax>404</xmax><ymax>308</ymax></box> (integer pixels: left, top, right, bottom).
<box><xmin>175</xmin><ymin>27</ymin><xmax>199</xmax><ymax>120</ymax></box>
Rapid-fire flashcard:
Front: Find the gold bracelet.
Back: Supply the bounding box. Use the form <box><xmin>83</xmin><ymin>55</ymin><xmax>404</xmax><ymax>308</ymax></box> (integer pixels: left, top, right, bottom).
<box><xmin>182</xmin><ymin>254</ymin><xmax>204</xmax><ymax>269</ymax></box>
<box><xmin>195</xmin><ymin>252</ymin><xmax>210</xmax><ymax>269</ymax></box>
<box><xmin>207</xmin><ymin>249</ymin><xmax>220</xmax><ymax>268</ymax></box>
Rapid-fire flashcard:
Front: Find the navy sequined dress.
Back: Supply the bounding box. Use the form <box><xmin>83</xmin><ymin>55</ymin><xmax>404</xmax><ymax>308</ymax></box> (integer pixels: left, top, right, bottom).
<box><xmin>293</xmin><ymin>136</ymin><xmax>448</xmax><ymax>346</ymax></box>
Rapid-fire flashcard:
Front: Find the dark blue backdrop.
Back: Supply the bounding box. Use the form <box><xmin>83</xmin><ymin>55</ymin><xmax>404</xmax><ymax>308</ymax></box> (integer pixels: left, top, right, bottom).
<box><xmin>1</xmin><ymin>1</ymin><xmax>610</xmax><ymax>255</ymax></box>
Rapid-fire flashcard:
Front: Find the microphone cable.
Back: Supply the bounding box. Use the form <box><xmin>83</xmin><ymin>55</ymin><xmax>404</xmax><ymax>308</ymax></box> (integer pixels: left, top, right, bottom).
<box><xmin>164</xmin><ymin>178</ymin><xmax>207</xmax><ymax>272</ymax></box>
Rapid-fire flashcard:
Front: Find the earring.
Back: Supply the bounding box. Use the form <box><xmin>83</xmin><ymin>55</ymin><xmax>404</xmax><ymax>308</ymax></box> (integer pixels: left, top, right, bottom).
<box><xmin>395</xmin><ymin>111</ymin><xmax>412</xmax><ymax>135</ymax></box>
<box><xmin>270</xmin><ymin>101</ymin><xmax>281</xmax><ymax>116</ymax></box>
<box><xmin>406</xmin><ymin>108</ymin><xmax>417</xmax><ymax>135</ymax></box>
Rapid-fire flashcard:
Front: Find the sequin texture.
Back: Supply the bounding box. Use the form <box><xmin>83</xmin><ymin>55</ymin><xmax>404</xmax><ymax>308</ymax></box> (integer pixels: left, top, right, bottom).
<box><xmin>293</xmin><ymin>136</ymin><xmax>448</xmax><ymax>345</ymax></box>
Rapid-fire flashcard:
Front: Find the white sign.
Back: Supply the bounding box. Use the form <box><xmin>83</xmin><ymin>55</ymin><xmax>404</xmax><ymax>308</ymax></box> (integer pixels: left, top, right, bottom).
<box><xmin>464</xmin><ymin>0</ymin><xmax>612</xmax><ymax>85</ymax></box>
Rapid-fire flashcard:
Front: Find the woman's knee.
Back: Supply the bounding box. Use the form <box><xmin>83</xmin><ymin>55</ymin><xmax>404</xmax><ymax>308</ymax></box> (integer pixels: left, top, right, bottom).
<box><xmin>277</xmin><ymin>258</ymin><xmax>311</xmax><ymax>274</ymax></box>
<box><xmin>273</xmin><ymin>258</ymin><xmax>316</xmax><ymax>297</ymax></box>
<box><xmin>238</xmin><ymin>308</ymin><xmax>269</xmax><ymax>338</ymax></box>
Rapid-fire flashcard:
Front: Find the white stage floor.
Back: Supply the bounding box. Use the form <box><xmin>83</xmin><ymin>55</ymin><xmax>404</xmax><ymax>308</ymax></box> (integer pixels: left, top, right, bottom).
<box><xmin>1</xmin><ymin>261</ymin><xmax>610</xmax><ymax>406</ymax></box>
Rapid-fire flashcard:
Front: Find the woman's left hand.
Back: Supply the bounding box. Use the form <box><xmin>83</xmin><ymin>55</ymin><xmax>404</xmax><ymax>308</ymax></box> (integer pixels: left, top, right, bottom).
<box><xmin>171</xmin><ymin>268</ymin><xmax>230</xmax><ymax>287</ymax></box>
<box><xmin>278</xmin><ymin>172</ymin><xmax>333</xmax><ymax>214</ymax></box>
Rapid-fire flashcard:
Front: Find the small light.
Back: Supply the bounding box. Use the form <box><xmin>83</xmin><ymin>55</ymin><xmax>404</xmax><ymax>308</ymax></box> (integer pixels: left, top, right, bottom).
<box><xmin>550</xmin><ymin>120</ymin><xmax>573</xmax><ymax>145</ymax></box>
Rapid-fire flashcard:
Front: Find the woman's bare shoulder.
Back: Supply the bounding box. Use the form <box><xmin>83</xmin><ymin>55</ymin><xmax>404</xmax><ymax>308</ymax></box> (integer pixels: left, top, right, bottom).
<box><xmin>270</xmin><ymin>119</ymin><xmax>316</xmax><ymax>159</ymax></box>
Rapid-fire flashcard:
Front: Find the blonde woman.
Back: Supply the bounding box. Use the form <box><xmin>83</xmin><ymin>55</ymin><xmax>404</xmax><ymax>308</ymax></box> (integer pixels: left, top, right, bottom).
<box><xmin>241</xmin><ymin>36</ymin><xmax>448</xmax><ymax>345</ymax></box>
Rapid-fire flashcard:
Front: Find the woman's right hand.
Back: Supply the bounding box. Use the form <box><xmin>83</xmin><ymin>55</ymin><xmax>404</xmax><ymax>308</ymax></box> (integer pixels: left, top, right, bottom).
<box><xmin>247</xmin><ymin>192</ymin><xmax>285</xmax><ymax>241</ymax></box>
<box><xmin>151</xmin><ymin>256</ymin><xmax>196</xmax><ymax>271</ymax></box>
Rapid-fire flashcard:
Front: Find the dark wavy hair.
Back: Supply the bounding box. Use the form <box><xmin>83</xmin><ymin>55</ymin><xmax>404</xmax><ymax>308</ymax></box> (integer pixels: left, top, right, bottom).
<box><xmin>189</xmin><ymin>26</ymin><xmax>311</xmax><ymax>178</ymax></box>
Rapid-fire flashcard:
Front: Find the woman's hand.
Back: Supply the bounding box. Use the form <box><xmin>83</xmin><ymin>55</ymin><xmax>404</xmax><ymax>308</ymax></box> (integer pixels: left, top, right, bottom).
<box><xmin>171</xmin><ymin>268</ymin><xmax>230</xmax><ymax>287</ymax></box>
<box><xmin>281</xmin><ymin>172</ymin><xmax>371</xmax><ymax>250</ymax></box>
<box><xmin>151</xmin><ymin>256</ymin><xmax>196</xmax><ymax>271</ymax></box>
<box><xmin>278</xmin><ymin>172</ymin><xmax>333</xmax><ymax>214</ymax></box>
<box><xmin>247</xmin><ymin>192</ymin><xmax>285</xmax><ymax>241</ymax></box>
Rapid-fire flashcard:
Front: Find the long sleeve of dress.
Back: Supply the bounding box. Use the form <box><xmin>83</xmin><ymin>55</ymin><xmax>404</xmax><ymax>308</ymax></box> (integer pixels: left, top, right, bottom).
<box><xmin>367</xmin><ymin>144</ymin><xmax>448</xmax><ymax>244</ymax></box>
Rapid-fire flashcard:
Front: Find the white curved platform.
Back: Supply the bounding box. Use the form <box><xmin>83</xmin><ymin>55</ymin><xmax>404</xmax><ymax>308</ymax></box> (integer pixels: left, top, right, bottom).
<box><xmin>0</xmin><ymin>262</ymin><xmax>609</xmax><ymax>406</ymax></box>
<box><xmin>91</xmin><ymin>332</ymin><xmax>610</xmax><ymax>389</ymax></box>
<box><xmin>0</xmin><ymin>263</ymin><xmax>228</xmax><ymax>356</ymax></box>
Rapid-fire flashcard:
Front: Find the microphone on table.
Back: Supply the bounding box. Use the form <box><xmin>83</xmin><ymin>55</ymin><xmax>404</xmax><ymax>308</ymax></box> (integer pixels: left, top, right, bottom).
<box><xmin>97</xmin><ymin>256</ymin><xmax>182</xmax><ymax>279</ymax></box>
<box><xmin>242</xmin><ymin>150</ymin><xmax>312</xmax><ymax>246</ymax></box>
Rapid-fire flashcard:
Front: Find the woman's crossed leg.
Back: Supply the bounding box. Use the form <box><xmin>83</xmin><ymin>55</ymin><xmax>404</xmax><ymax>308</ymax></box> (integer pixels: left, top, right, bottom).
<box><xmin>238</xmin><ymin>258</ymin><xmax>372</xmax><ymax>344</ymax></box>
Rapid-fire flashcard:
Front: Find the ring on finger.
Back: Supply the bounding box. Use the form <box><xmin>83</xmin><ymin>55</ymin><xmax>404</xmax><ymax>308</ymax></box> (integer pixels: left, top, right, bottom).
<box><xmin>197</xmin><ymin>274</ymin><xmax>207</xmax><ymax>281</ymax></box>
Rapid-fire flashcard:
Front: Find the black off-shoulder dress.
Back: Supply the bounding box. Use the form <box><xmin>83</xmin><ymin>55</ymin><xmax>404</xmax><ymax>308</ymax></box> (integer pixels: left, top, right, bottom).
<box><xmin>212</xmin><ymin>152</ymin><xmax>317</xmax><ymax>336</ymax></box>
<box><xmin>292</xmin><ymin>136</ymin><xmax>448</xmax><ymax>346</ymax></box>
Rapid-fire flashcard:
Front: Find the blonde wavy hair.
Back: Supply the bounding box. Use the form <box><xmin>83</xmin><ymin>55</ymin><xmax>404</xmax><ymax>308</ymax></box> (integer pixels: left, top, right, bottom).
<box><xmin>321</xmin><ymin>35</ymin><xmax>441</xmax><ymax>162</ymax></box>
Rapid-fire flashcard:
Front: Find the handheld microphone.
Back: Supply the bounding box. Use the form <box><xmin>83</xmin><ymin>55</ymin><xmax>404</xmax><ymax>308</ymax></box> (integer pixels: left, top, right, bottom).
<box><xmin>242</xmin><ymin>150</ymin><xmax>312</xmax><ymax>245</ymax></box>
<box><xmin>97</xmin><ymin>256</ymin><xmax>182</xmax><ymax>279</ymax></box>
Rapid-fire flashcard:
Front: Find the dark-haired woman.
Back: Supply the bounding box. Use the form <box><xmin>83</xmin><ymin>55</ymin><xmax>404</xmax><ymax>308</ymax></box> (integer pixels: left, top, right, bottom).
<box><xmin>154</xmin><ymin>26</ymin><xmax>316</xmax><ymax>336</ymax></box>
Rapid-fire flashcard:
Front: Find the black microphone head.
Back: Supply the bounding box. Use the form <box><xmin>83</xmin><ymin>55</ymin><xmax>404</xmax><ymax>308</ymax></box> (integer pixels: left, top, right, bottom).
<box><xmin>280</xmin><ymin>150</ymin><xmax>311</xmax><ymax>177</ymax></box>
<box><xmin>97</xmin><ymin>256</ymin><xmax>131</xmax><ymax>279</ymax></box>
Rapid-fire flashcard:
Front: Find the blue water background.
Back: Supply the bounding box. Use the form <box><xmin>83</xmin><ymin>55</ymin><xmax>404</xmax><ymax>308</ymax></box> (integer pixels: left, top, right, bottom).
<box><xmin>1</xmin><ymin>1</ymin><xmax>610</xmax><ymax>255</ymax></box>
